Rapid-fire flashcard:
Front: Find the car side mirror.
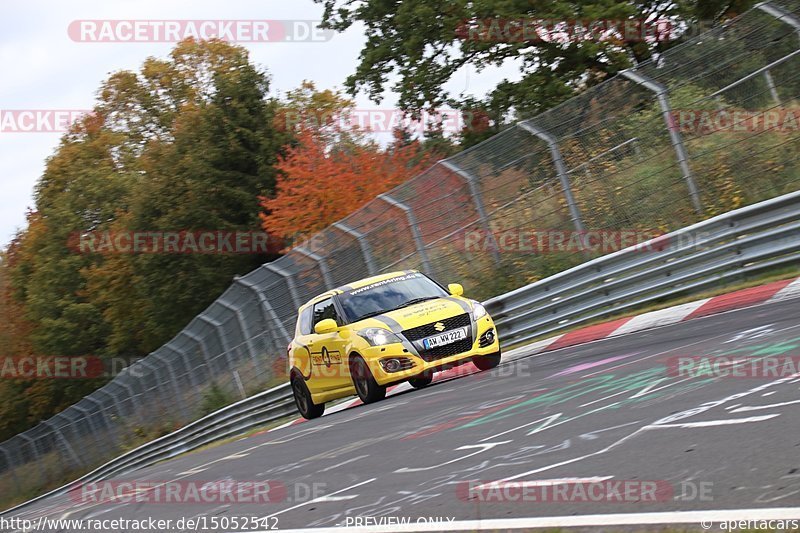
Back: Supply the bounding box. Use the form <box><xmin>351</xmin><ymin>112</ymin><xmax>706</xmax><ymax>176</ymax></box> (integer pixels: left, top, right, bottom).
<box><xmin>314</xmin><ymin>318</ymin><xmax>338</xmax><ymax>335</ymax></box>
<box><xmin>448</xmin><ymin>283</ymin><xmax>464</xmax><ymax>297</ymax></box>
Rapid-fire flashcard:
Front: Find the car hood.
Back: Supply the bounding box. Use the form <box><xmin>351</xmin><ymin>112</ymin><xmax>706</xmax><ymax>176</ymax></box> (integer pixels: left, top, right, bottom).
<box><xmin>356</xmin><ymin>296</ymin><xmax>472</xmax><ymax>332</ymax></box>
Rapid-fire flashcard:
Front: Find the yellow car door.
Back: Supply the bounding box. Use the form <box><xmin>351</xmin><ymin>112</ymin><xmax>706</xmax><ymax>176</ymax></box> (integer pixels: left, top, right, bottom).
<box><xmin>308</xmin><ymin>297</ymin><xmax>350</xmax><ymax>392</ymax></box>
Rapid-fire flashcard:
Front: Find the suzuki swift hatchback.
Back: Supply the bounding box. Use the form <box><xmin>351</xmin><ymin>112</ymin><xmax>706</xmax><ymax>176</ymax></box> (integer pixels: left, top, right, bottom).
<box><xmin>288</xmin><ymin>270</ymin><xmax>501</xmax><ymax>419</ymax></box>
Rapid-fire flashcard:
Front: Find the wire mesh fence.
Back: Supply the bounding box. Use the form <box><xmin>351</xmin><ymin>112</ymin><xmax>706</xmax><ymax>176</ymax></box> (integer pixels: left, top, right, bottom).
<box><xmin>2</xmin><ymin>0</ymin><xmax>800</xmax><ymax>506</ymax></box>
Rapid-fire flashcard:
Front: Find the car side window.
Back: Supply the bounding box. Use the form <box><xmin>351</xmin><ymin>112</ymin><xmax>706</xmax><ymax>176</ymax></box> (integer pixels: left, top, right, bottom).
<box><xmin>297</xmin><ymin>306</ymin><xmax>313</xmax><ymax>335</ymax></box>
<box><xmin>312</xmin><ymin>298</ymin><xmax>338</xmax><ymax>329</ymax></box>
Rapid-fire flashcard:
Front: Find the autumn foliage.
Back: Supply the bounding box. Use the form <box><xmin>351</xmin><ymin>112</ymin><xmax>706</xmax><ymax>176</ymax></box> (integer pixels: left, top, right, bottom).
<box><xmin>260</xmin><ymin>128</ymin><xmax>437</xmax><ymax>241</ymax></box>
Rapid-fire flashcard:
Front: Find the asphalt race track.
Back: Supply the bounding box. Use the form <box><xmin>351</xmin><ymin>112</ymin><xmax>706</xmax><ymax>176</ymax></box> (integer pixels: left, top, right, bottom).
<box><xmin>6</xmin><ymin>298</ymin><xmax>800</xmax><ymax>532</ymax></box>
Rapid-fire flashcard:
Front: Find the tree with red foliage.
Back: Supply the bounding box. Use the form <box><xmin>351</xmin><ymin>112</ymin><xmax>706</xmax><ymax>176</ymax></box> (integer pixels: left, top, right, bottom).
<box><xmin>260</xmin><ymin>127</ymin><xmax>437</xmax><ymax>242</ymax></box>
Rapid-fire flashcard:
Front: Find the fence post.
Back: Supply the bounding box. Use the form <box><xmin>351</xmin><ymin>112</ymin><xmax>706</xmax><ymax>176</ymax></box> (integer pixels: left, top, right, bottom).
<box><xmin>19</xmin><ymin>433</ymin><xmax>46</xmax><ymax>485</ymax></box>
<box><xmin>51</xmin><ymin>413</ymin><xmax>87</xmax><ymax>465</ymax></box>
<box><xmin>166</xmin><ymin>343</ymin><xmax>201</xmax><ymax>389</ymax></box>
<box><xmin>96</xmin><ymin>388</ymin><xmax>125</xmax><ymax>428</ymax></box>
<box><xmin>182</xmin><ymin>330</ymin><xmax>214</xmax><ymax>378</ymax></box>
<box><xmin>517</xmin><ymin>122</ymin><xmax>587</xmax><ymax>232</ymax></box>
<box><xmin>332</xmin><ymin>222</ymin><xmax>378</xmax><ymax>275</ymax></box>
<box><xmin>114</xmin><ymin>375</ymin><xmax>146</xmax><ymax>427</ymax></box>
<box><xmin>198</xmin><ymin>314</ymin><xmax>237</xmax><ymax>377</ymax></box>
<box><xmin>217</xmin><ymin>297</ymin><xmax>263</xmax><ymax>374</ymax></box>
<box><xmin>234</xmin><ymin>276</ymin><xmax>292</xmax><ymax>347</ymax></box>
<box><xmin>264</xmin><ymin>264</ymin><xmax>302</xmax><ymax>310</ymax></box>
<box><xmin>294</xmin><ymin>246</ymin><xmax>335</xmax><ymax>289</ymax></box>
<box><xmin>0</xmin><ymin>445</ymin><xmax>20</xmax><ymax>493</ymax></box>
<box><xmin>757</xmin><ymin>1</ymin><xmax>800</xmax><ymax>43</ymax></box>
<box><xmin>763</xmin><ymin>70</ymin><xmax>781</xmax><ymax>105</ymax></box>
<box><xmin>198</xmin><ymin>314</ymin><xmax>247</xmax><ymax>398</ymax></box>
<box><xmin>620</xmin><ymin>69</ymin><xmax>703</xmax><ymax>214</ymax></box>
<box><xmin>85</xmin><ymin>395</ymin><xmax>119</xmax><ymax>446</ymax></box>
<box><xmin>151</xmin><ymin>354</ymin><xmax>189</xmax><ymax>420</ymax></box>
<box><xmin>41</xmin><ymin>419</ymin><xmax>83</xmax><ymax>470</ymax></box>
<box><xmin>376</xmin><ymin>193</ymin><xmax>432</xmax><ymax>274</ymax></box>
<box><xmin>71</xmin><ymin>406</ymin><xmax>104</xmax><ymax>461</ymax></box>
<box><xmin>439</xmin><ymin>160</ymin><xmax>501</xmax><ymax>265</ymax></box>
<box><xmin>134</xmin><ymin>359</ymin><xmax>168</xmax><ymax>426</ymax></box>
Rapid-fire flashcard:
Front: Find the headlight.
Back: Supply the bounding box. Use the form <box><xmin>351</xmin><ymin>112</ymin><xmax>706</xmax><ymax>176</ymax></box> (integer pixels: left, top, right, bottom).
<box><xmin>357</xmin><ymin>327</ymin><xmax>402</xmax><ymax>346</ymax></box>
<box><xmin>472</xmin><ymin>301</ymin><xmax>488</xmax><ymax>320</ymax></box>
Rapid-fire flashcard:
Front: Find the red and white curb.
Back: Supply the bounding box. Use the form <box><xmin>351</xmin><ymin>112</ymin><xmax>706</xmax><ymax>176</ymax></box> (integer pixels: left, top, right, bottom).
<box><xmin>503</xmin><ymin>276</ymin><xmax>800</xmax><ymax>359</ymax></box>
<box><xmin>270</xmin><ymin>277</ymin><xmax>800</xmax><ymax>431</ymax></box>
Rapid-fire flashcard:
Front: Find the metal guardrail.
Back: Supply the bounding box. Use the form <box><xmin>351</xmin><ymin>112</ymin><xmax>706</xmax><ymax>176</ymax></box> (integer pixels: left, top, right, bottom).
<box><xmin>5</xmin><ymin>189</ymin><xmax>800</xmax><ymax>516</ymax></box>
<box><xmin>486</xmin><ymin>189</ymin><xmax>800</xmax><ymax>346</ymax></box>
<box><xmin>2</xmin><ymin>384</ymin><xmax>294</xmax><ymax>515</ymax></box>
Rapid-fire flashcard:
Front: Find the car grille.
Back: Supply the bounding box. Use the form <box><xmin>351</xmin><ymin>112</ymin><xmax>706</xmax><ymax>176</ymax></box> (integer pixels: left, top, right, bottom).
<box><xmin>402</xmin><ymin>313</ymin><xmax>473</xmax><ymax>362</ymax></box>
<box><xmin>402</xmin><ymin>313</ymin><xmax>471</xmax><ymax>341</ymax></box>
<box><xmin>417</xmin><ymin>338</ymin><xmax>474</xmax><ymax>361</ymax></box>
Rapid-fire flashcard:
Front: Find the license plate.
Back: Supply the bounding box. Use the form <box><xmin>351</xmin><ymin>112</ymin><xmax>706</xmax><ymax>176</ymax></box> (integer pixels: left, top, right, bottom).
<box><xmin>422</xmin><ymin>327</ymin><xmax>467</xmax><ymax>349</ymax></box>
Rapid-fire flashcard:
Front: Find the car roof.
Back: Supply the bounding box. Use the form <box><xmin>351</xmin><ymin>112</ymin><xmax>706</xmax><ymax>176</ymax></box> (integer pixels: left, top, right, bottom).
<box><xmin>299</xmin><ymin>270</ymin><xmax>419</xmax><ymax>309</ymax></box>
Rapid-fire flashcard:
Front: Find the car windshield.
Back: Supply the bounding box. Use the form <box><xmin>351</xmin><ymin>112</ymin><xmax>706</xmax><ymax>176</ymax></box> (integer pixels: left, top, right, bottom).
<box><xmin>338</xmin><ymin>272</ymin><xmax>448</xmax><ymax>323</ymax></box>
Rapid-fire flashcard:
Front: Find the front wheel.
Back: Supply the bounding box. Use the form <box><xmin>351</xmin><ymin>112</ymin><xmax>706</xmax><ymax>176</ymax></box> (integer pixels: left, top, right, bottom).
<box><xmin>291</xmin><ymin>375</ymin><xmax>325</xmax><ymax>419</ymax></box>
<box><xmin>350</xmin><ymin>356</ymin><xmax>387</xmax><ymax>404</ymax></box>
<box><xmin>473</xmin><ymin>351</ymin><xmax>501</xmax><ymax>371</ymax></box>
<box><xmin>408</xmin><ymin>371</ymin><xmax>433</xmax><ymax>389</ymax></box>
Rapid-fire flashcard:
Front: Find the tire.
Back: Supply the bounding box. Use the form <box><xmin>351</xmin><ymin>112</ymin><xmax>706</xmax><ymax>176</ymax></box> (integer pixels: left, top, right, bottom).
<box><xmin>408</xmin><ymin>371</ymin><xmax>433</xmax><ymax>389</ymax></box>
<box><xmin>350</xmin><ymin>356</ymin><xmax>387</xmax><ymax>404</ymax></box>
<box><xmin>473</xmin><ymin>351</ymin><xmax>501</xmax><ymax>371</ymax></box>
<box><xmin>291</xmin><ymin>375</ymin><xmax>325</xmax><ymax>419</ymax></box>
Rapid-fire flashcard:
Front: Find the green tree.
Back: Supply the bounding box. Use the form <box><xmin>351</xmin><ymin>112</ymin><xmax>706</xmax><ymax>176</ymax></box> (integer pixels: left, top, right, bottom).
<box><xmin>86</xmin><ymin>40</ymin><xmax>287</xmax><ymax>355</ymax></box>
<box><xmin>2</xmin><ymin>39</ymin><xmax>287</xmax><ymax>433</ymax></box>
<box><xmin>314</xmin><ymin>0</ymin><xmax>756</xmax><ymax>142</ymax></box>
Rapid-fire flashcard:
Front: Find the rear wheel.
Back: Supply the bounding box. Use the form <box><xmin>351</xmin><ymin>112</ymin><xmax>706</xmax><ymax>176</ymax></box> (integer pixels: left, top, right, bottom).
<box><xmin>408</xmin><ymin>371</ymin><xmax>433</xmax><ymax>389</ymax></box>
<box><xmin>350</xmin><ymin>356</ymin><xmax>387</xmax><ymax>404</ymax></box>
<box><xmin>473</xmin><ymin>351</ymin><xmax>501</xmax><ymax>371</ymax></box>
<box><xmin>291</xmin><ymin>375</ymin><xmax>325</xmax><ymax>419</ymax></box>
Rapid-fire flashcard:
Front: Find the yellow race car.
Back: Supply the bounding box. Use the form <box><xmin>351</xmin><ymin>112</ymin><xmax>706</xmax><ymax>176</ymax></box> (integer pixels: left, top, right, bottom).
<box><xmin>288</xmin><ymin>270</ymin><xmax>501</xmax><ymax>419</ymax></box>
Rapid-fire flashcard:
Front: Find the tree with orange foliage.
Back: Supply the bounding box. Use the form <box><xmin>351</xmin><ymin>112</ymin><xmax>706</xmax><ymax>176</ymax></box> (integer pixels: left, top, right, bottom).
<box><xmin>260</xmin><ymin>127</ymin><xmax>437</xmax><ymax>242</ymax></box>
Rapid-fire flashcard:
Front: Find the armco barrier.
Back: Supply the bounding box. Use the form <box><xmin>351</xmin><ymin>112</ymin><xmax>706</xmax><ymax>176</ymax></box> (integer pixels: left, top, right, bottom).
<box><xmin>486</xmin><ymin>189</ymin><xmax>800</xmax><ymax>346</ymax></box>
<box><xmin>2</xmin><ymin>384</ymin><xmax>294</xmax><ymax>515</ymax></box>
<box><xmin>4</xmin><ymin>189</ymin><xmax>800</xmax><ymax>515</ymax></box>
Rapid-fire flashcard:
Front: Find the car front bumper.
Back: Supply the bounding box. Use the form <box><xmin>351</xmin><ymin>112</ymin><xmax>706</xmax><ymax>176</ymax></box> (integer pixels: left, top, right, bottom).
<box><xmin>363</xmin><ymin>314</ymin><xmax>501</xmax><ymax>386</ymax></box>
